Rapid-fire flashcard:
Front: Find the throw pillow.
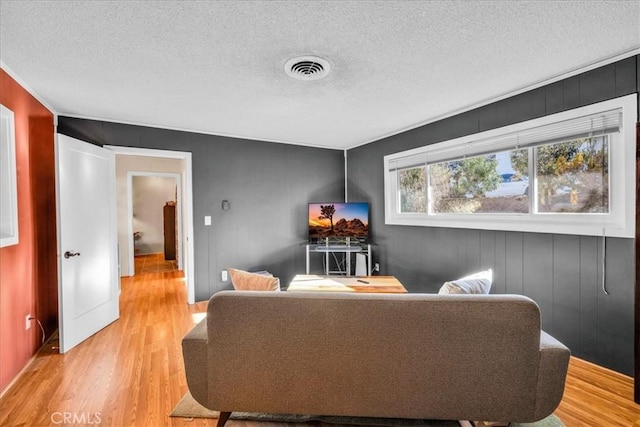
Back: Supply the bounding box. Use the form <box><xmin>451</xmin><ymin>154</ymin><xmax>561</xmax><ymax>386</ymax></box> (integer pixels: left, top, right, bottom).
<box><xmin>438</xmin><ymin>268</ymin><xmax>493</xmax><ymax>294</ymax></box>
<box><xmin>228</xmin><ymin>268</ymin><xmax>280</xmax><ymax>291</ymax></box>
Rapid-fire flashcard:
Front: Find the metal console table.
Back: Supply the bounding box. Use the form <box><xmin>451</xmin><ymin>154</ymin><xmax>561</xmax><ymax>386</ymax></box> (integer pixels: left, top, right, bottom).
<box><xmin>304</xmin><ymin>240</ymin><xmax>372</xmax><ymax>276</ymax></box>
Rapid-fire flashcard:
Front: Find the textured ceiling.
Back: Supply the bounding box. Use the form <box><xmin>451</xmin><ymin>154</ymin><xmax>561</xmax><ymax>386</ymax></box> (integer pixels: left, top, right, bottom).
<box><xmin>1</xmin><ymin>1</ymin><xmax>639</xmax><ymax>150</ymax></box>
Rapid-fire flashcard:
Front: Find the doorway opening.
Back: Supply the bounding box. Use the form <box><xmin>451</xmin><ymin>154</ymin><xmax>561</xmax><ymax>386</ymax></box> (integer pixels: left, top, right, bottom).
<box><xmin>104</xmin><ymin>145</ymin><xmax>195</xmax><ymax>304</ymax></box>
<box><xmin>130</xmin><ymin>173</ymin><xmax>182</xmax><ymax>275</ymax></box>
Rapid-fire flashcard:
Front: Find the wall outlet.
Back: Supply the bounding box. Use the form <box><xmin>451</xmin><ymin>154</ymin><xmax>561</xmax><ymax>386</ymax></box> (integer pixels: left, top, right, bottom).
<box><xmin>221</xmin><ymin>270</ymin><xmax>228</xmax><ymax>282</ymax></box>
<box><xmin>374</xmin><ymin>263</ymin><xmax>380</xmax><ymax>272</ymax></box>
<box><xmin>25</xmin><ymin>315</ymin><xmax>31</xmax><ymax>330</ymax></box>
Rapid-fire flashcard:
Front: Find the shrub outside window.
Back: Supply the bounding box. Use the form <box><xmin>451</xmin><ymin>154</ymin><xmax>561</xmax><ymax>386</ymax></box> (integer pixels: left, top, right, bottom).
<box><xmin>535</xmin><ymin>136</ymin><xmax>608</xmax><ymax>214</ymax></box>
<box><xmin>429</xmin><ymin>149</ymin><xmax>529</xmax><ymax>215</ymax></box>
<box><xmin>399</xmin><ymin>166</ymin><xmax>426</xmax><ymax>213</ymax></box>
<box><xmin>384</xmin><ymin>94</ymin><xmax>636</xmax><ymax>238</ymax></box>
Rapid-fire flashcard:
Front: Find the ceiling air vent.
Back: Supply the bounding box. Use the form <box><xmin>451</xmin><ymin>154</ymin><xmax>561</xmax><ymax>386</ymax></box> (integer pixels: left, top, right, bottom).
<box><xmin>285</xmin><ymin>56</ymin><xmax>331</xmax><ymax>81</ymax></box>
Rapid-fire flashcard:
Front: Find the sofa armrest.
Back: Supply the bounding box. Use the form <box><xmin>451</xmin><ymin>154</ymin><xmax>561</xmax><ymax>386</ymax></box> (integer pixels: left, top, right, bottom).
<box><xmin>533</xmin><ymin>330</ymin><xmax>570</xmax><ymax>421</ymax></box>
<box><xmin>182</xmin><ymin>318</ymin><xmax>209</xmax><ymax>406</ymax></box>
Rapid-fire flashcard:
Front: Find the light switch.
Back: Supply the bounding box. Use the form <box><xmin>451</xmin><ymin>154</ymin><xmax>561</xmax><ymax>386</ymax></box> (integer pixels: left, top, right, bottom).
<box><xmin>204</xmin><ymin>216</ymin><xmax>212</xmax><ymax>226</ymax></box>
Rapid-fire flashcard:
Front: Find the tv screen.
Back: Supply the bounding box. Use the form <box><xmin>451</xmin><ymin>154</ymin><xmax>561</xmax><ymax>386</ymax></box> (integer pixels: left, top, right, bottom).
<box><xmin>308</xmin><ymin>202</ymin><xmax>369</xmax><ymax>240</ymax></box>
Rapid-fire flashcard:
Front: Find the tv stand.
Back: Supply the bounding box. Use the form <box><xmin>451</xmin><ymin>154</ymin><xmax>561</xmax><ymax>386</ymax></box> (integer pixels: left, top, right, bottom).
<box><xmin>304</xmin><ymin>239</ymin><xmax>372</xmax><ymax>276</ymax></box>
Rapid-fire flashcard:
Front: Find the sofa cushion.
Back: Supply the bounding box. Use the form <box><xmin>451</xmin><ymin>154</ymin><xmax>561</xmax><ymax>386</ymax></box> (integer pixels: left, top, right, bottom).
<box><xmin>228</xmin><ymin>268</ymin><xmax>280</xmax><ymax>291</ymax></box>
<box><xmin>438</xmin><ymin>269</ymin><xmax>492</xmax><ymax>294</ymax></box>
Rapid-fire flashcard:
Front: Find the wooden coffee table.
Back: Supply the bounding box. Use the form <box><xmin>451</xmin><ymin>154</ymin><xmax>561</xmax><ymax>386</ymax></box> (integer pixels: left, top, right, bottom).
<box><xmin>287</xmin><ymin>274</ymin><xmax>407</xmax><ymax>293</ymax></box>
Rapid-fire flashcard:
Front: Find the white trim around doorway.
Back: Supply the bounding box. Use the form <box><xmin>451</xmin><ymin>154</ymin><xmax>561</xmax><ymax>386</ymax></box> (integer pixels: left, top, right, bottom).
<box><xmin>104</xmin><ymin>146</ymin><xmax>196</xmax><ymax>304</ymax></box>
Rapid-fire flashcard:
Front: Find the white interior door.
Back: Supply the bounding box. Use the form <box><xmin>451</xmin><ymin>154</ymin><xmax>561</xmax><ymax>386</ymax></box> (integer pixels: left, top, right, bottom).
<box><xmin>56</xmin><ymin>134</ymin><xmax>119</xmax><ymax>353</ymax></box>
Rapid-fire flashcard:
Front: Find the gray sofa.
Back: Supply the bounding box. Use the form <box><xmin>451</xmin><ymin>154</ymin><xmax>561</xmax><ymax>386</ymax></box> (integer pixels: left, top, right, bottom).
<box><xmin>182</xmin><ymin>291</ymin><xmax>570</xmax><ymax>426</ymax></box>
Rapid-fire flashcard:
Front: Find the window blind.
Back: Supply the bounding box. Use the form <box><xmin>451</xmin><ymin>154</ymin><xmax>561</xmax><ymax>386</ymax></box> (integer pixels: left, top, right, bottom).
<box><xmin>388</xmin><ymin>108</ymin><xmax>621</xmax><ymax>171</ymax></box>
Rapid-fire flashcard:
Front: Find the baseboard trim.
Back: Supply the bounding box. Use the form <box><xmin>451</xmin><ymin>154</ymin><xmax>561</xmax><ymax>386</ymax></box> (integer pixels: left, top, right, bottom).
<box><xmin>0</xmin><ymin>330</ymin><xmax>59</xmax><ymax>399</ymax></box>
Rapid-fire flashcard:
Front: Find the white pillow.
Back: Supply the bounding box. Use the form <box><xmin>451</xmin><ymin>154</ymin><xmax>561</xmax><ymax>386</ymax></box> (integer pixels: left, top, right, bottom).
<box><xmin>438</xmin><ymin>269</ymin><xmax>493</xmax><ymax>294</ymax></box>
<box><xmin>228</xmin><ymin>268</ymin><xmax>280</xmax><ymax>291</ymax></box>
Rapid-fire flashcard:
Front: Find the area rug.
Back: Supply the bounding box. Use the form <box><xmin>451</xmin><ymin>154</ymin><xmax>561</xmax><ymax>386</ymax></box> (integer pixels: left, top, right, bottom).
<box><xmin>171</xmin><ymin>392</ymin><xmax>563</xmax><ymax>426</ymax></box>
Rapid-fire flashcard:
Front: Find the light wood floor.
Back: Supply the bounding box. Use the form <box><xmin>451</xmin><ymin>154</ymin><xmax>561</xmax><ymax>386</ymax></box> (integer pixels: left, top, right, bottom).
<box><xmin>135</xmin><ymin>252</ymin><xmax>178</xmax><ymax>274</ymax></box>
<box><xmin>0</xmin><ymin>269</ymin><xmax>638</xmax><ymax>426</ymax></box>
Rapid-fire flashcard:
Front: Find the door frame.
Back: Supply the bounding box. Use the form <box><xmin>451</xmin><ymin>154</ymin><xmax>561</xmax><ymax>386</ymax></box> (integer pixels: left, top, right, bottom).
<box><xmin>635</xmin><ymin>122</ymin><xmax>639</xmax><ymax>404</ymax></box>
<box><xmin>104</xmin><ymin>146</ymin><xmax>196</xmax><ymax>304</ymax></box>
<box><xmin>128</xmin><ymin>171</ymin><xmax>183</xmax><ymax>274</ymax></box>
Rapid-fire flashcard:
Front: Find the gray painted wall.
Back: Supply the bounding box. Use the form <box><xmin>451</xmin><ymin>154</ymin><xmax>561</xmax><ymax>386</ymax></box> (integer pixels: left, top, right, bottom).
<box><xmin>57</xmin><ymin>120</ymin><xmax>345</xmax><ymax>301</ymax></box>
<box><xmin>346</xmin><ymin>55</ymin><xmax>638</xmax><ymax>375</ymax></box>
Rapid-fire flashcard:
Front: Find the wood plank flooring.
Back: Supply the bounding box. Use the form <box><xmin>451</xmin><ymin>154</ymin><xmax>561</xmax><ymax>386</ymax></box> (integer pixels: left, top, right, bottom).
<box><xmin>0</xmin><ymin>265</ymin><xmax>638</xmax><ymax>426</ymax></box>
<box><xmin>555</xmin><ymin>357</ymin><xmax>640</xmax><ymax>426</ymax></box>
<box><xmin>135</xmin><ymin>253</ymin><xmax>178</xmax><ymax>274</ymax></box>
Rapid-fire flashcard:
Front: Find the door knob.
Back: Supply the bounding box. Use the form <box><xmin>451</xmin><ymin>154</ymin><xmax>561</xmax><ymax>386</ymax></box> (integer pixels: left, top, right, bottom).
<box><xmin>64</xmin><ymin>251</ymin><xmax>81</xmax><ymax>259</ymax></box>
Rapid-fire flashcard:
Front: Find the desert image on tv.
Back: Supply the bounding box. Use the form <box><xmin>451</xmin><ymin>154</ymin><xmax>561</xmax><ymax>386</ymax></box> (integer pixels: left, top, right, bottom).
<box><xmin>309</xmin><ymin>203</ymin><xmax>368</xmax><ymax>238</ymax></box>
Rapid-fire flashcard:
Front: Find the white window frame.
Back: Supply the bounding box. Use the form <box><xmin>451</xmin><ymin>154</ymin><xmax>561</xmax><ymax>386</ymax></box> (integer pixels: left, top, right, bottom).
<box><xmin>0</xmin><ymin>104</ymin><xmax>19</xmax><ymax>247</ymax></box>
<box><xmin>384</xmin><ymin>94</ymin><xmax>637</xmax><ymax>238</ymax></box>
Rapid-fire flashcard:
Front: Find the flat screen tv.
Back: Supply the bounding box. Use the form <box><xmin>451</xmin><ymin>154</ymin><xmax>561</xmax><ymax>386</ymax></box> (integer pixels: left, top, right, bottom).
<box><xmin>308</xmin><ymin>202</ymin><xmax>369</xmax><ymax>240</ymax></box>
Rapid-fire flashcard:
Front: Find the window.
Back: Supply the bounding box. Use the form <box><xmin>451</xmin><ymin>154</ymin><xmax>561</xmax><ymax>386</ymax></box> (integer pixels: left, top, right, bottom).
<box><xmin>0</xmin><ymin>104</ymin><xmax>18</xmax><ymax>247</ymax></box>
<box><xmin>384</xmin><ymin>94</ymin><xmax>636</xmax><ymax>238</ymax></box>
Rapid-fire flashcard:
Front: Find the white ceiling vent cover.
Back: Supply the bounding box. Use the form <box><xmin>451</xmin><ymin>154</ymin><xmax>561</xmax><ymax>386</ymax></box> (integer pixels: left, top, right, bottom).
<box><xmin>285</xmin><ymin>56</ymin><xmax>331</xmax><ymax>81</ymax></box>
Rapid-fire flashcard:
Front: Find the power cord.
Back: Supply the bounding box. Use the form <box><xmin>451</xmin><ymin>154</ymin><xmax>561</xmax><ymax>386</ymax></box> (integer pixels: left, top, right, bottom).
<box><xmin>28</xmin><ymin>316</ymin><xmax>46</xmax><ymax>345</ymax></box>
<box><xmin>321</xmin><ymin>251</ymin><xmax>347</xmax><ymax>275</ymax></box>
<box><xmin>331</xmin><ymin>252</ymin><xmax>345</xmax><ymax>274</ymax></box>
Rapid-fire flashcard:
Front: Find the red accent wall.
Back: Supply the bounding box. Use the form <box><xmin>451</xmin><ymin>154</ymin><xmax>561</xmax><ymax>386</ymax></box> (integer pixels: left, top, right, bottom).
<box><xmin>0</xmin><ymin>69</ymin><xmax>58</xmax><ymax>392</ymax></box>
